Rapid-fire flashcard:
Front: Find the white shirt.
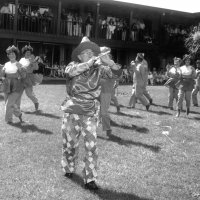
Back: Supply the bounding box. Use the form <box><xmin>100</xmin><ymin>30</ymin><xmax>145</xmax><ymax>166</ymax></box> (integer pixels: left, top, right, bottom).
<box><xmin>180</xmin><ymin>65</ymin><xmax>192</xmax><ymax>76</ymax></box>
<box><xmin>3</xmin><ymin>61</ymin><xmax>18</xmax><ymax>74</ymax></box>
<box><xmin>19</xmin><ymin>57</ymin><xmax>30</xmax><ymax>68</ymax></box>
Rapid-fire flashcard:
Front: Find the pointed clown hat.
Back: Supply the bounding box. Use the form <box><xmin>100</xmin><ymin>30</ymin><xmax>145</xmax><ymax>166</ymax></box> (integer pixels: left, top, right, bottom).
<box><xmin>71</xmin><ymin>36</ymin><xmax>100</xmax><ymax>62</ymax></box>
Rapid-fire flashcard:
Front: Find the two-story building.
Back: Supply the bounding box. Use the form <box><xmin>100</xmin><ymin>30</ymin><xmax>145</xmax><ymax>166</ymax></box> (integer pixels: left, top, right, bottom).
<box><xmin>0</xmin><ymin>0</ymin><xmax>199</xmax><ymax>70</ymax></box>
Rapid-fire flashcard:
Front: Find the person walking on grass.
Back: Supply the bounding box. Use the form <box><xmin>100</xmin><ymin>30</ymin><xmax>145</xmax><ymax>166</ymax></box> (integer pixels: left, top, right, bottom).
<box><xmin>99</xmin><ymin>46</ymin><xmax>122</xmax><ymax>138</ymax></box>
<box><xmin>1</xmin><ymin>45</ymin><xmax>26</xmax><ymax>124</ymax></box>
<box><xmin>176</xmin><ymin>54</ymin><xmax>196</xmax><ymax>117</ymax></box>
<box><xmin>192</xmin><ymin>59</ymin><xmax>200</xmax><ymax>107</ymax></box>
<box><xmin>128</xmin><ymin>53</ymin><xmax>151</xmax><ymax>110</ymax></box>
<box><xmin>60</xmin><ymin>36</ymin><xmax>122</xmax><ymax>191</ymax></box>
<box><xmin>164</xmin><ymin>57</ymin><xmax>181</xmax><ymax>110</ymax></box>
<box><xmin>18</xmin><ymin>45</ymin><xmax>39</xmax><ymax>111</ymax></box>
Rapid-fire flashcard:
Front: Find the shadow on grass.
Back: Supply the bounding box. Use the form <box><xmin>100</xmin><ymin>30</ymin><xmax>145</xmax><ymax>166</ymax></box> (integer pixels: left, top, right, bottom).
<box><xmin>23</xmin><ymin>110</ymin><xmax>61</xmax><ymax>119</ymax></box>
<box><xmin>109</xmin><ymin>111</ymin><xmax>143</xmax><ymax>119</ymax></box>
<box><xmin>68</xmin><ymin>174</ymin><xmax>153</xmax><ymax>200</ymax></box>
<box><xmin>148</xmin><ymin>110</ymin><xmax>172</xmax><ymax>116</ymax></box>
<box><xmin>151</xmin><ymin>103</ymin><xmax>169</xmax><ymax>109</ymax></box>
<box><xmin>0</xmin><ymin>95</ymin><xmax>4</xmax><ymax>101</ymax></box>
<box><xmin>110</xmin><ymin>120</ymin><xmax>149</xmax><ymax>133</ymax></box>
<box><xmin>9</xmin><ymin>122</ymin><xmax>53</xmax><ymax>134</ymax></box>
<box><xmin>98</xmin><ymin>134</ymin><xmax>161</xmax><ymax>153</ymax></box>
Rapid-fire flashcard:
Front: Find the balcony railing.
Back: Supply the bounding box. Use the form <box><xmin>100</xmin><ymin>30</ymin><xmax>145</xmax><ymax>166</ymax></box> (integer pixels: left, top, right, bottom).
<box><xmin>0</xmin><ymin>13</ymin><xmax>153</xmax><ymax>44</ymax></box>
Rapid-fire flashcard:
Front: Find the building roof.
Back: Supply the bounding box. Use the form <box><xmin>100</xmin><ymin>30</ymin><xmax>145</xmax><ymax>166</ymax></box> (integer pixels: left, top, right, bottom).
<box><xmin>111</xmin><ymin>0</ymin><xmax>200</xmax><ymax>13</ymax></box>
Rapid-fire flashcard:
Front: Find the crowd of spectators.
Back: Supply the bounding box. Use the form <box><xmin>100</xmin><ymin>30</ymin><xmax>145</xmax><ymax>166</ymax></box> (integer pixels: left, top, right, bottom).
<box><xmin>60</xmin><ymin>10</ymin><xmax>94</xmax><ymax>38</ymax></box>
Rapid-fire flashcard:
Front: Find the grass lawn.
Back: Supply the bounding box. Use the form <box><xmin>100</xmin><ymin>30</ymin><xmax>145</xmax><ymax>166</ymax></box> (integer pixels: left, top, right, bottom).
<box><xmin>0</xmin><ymin>84</ymin><xmax>200</xmax><ymax>200</ymax></box>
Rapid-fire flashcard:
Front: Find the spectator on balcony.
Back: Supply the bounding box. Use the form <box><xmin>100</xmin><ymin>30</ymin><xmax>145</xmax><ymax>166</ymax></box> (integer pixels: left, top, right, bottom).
<box><xmin>122</xmin><ymin>19</ymin><xmax>128</xmax><ymax>41</ymax></box>
<box><xmin>61</xmin><ymin>8</ymin><xmax>67</xmax><ymax>34</ymax></box>
<box><xmin>85</xmin><ymin>12</ymin><xmax>94</xmax><ymax>38</ymax></box>
<box><xmin>31</xmin><ymin>9</ymin><xmax>39</xmax><ymax>32</ymax></box>
<box><xmin>0</xmin><ymin>3</ymin><xmax>12</xmax><ymax>29</ymax></box>
<box><xmin>67</xmin><ymin>11</ymin><xmax>73</xmax><ymax>36</ymax></box>
<box><xmin>131</xmin><ymin>22</ymin><xmax>138</xmax><ymax>41</ymax></box>
<box><xmin>73</xmin><ymin>13</ymin><xmax>79</xmax><ymax>36</ymax></box>
<box><xmin>100</xmin><ymin>17</ymin><xmax>107</xmax><ymax>38</ymax></box>
<box><xmin>78</xmin><ymin>15</ymin><xmax>83</xmax><ymax>37</ymax></box>
<box><xmin>106</xmin><ymin>18</ymin><xmax>116</xmax><ymax>40</ymax></box>
<box><xmin>0</xmin><ymin>3</ymin><xmax>11</xmax><ymax>14</ymax></box>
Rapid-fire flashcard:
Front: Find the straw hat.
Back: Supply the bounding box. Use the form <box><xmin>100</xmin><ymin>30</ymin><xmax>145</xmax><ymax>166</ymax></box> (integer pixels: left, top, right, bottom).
<box><xmin>71</xmin><ymin>36</ymin><xmax>100</xmax><ymax>62</ymax></box>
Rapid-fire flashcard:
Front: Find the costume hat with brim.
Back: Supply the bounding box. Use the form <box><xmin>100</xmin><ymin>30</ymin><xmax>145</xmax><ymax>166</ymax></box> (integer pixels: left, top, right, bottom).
<box><xmin>71</xmin><ymin>36</ymin><xmax>100</xmax><ymax>62</ymax></box>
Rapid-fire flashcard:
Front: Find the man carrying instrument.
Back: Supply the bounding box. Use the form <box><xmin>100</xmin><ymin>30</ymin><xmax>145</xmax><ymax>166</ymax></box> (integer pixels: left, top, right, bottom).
<box><xmin>60</xmin><ymin>36</ymin><xmax>121</xmax><ymax>190</ymax></box>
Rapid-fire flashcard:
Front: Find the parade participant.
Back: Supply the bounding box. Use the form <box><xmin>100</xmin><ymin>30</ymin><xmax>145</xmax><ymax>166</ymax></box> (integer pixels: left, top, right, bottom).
<box><xmin>1</xmin><ymin>45</ymin><xmax>26</xmax><ymax>124</ymax></box>
<box><xmin>18</xmin><ymin>45</ymin><xmax>39</xmax><ymax>111</ymax></box>
<box><xmin>176</xmin><ymin>54</ymin><xmax>196</xmax><ymax>117</ymax></box>
<box><xmin>99</xmin><ymin>46</ymin><xmax>122</xmax><ymax>137</ymax></box>
<box><xmin>192</xmin><ymin>59</ymin><xmax>200</xmax><ymax>106</ymax></box>
<box><xmin>164</xmin><ymin>57</ymin><xmax>181</xmax><ymax>110</ymax></box>
<box><xmin>143</xmin><ymin>58</ymin><xmax>153</xmax><ymax>104</ymax></box>
<box><xmin>60</xmin><ymin>37</ymin><xmax>121</xmax><ymax>190</ymax></box>
<box><xmin>128</xmin><ymin>53</ymin><xmax>151</xmax><ymax>110</ymax></box>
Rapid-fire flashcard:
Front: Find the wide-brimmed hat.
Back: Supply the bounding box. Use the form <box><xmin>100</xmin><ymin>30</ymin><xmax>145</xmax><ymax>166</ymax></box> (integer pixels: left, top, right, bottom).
<box><xmin>182</xmin><ymin>54</ymin><xmax>191</xmax><ymax>62</ymax></box>
<box><xmin>135</xmin><ymin>53</ymin><xmax>144</xmax><ymax>61</ymax></box>
<box><xmin>71</xmin><ymin>36</ymin><xmax>100</xmax><ymax>62</ymax></box>
<box><xmin>21</xmin><ymin>45</ymin><xmax>33</xmax><ymax>54</ymax></box>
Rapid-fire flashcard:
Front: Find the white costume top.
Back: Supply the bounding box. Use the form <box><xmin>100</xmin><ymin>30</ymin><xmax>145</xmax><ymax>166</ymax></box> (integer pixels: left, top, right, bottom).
<box><xmin>180</xmin><ymin>65</ymin><xmax>192</xmax><ymax>76</ymax></box>
<box><xmin>3</xmin><ymin>61</ymin><xmax>18</xmax><ymax>74</ymax></box>
<box><xmin>19</xmin><ymin>57</ymin><xmax>30</xmax><ymax>68</ymax></box>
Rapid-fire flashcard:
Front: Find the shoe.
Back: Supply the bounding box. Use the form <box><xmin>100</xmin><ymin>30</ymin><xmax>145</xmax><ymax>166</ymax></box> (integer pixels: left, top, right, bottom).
<box><xmin>117</xmin><ymin>106</ymin><xmax>120</xmax><ymax>113</ymax></box>
<box><xmin>35</xmin><ymin>103</ymin><xmax>39</xmax><ymax>111</ymax></box>
<box><xmin>106</xmin><ymin>130</ymin><xmax>112</xmax><ymax>137</ymax></box>
<box><xmin>149</xmin><ymin>99</ymin><xmax>153</xmax><ymax>105</ymax></box>
<box><xmin>176</xmin><ymin>109</ymin><xmax>181</xmax><ymax>117</ymax></box>
<box><xmin>169</xmin><ymin>107</ymin><xmax>173</xmax><ymax>110</ymax></box>
<box><xmin>193</xmin><ymin>104</ymin><xmax>198</xmax><ymax>107</ymax></box>
<box><xmin>186</xmin><ymin>108</ymin><xmax>190</xmax><ymax>116</ymax></box>
<box><xmin>146</xmin><ymin>104</ymin><xmax>150</xmax><ymax>111</ymax></box>
<box><xmin>64</xmin><ymin>173</ymin><xmax>73</xmax><ymax>179</ymax></box>
<box><xmin>85</xmin><ymin>181</ymin><xmax>99</xmax><ymax>190</ymax></box>
<box><xmin>18</xmin><ymin>113</ymin><xmax>23</xmax><ymax>122</ymax></box>
<box><xmin>6</xmin><ymin>121</ymin><xmax>13</xmax><ymax>125</ymax></box>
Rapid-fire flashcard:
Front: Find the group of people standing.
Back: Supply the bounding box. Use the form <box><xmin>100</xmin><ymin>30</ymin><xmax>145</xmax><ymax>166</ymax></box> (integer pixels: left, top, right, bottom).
<box><xmin>165</xmin><ymin>54</ymin><xmax>200</xmax><ymax>117</ymax></box>
<box><xmin>0</xmin><ymin>45</ymin><xmax>40</xmax><ymax>124</ymax></box>
<box><xmin>1</xmin><ymin>36</ymin><xmax>199</xmax><ymax>192</ymax></box>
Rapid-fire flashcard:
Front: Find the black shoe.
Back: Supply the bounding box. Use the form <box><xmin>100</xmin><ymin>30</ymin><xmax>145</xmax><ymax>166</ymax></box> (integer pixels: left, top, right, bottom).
<box><xmin>186</xmin><ymin>108</ymin><xmax>190</xmax><ymax>116</ymax></box>
<box><xmin>193</xmin><ymin>104</ymin><xmax>198</xmax><ymax>107</ymax></box>
<box><xmin>146</xmin><ymin>104</ymin><xmax>150</xmax><ymax>111</ymax></box>
<box><xmin>64</xmin><ymin>172</ymin><xmax>73</xmax><ymax>179</ymax></box>
<box><xmin>117</xmin><ymin>106</ymin><xmax>120</xmax><ymax>113</ymax></box>
<box><xmin>85</xmin><ymin>181</ymin><xmax>99</xmax><ymax>190</ymax></box>
<box><xmin>18</xmin><ymin>113</ymin><xmax>23</xmax><ymax>122</ymax></box>
<box><xmin>169</xmin><ymin>107</ymin><xmax>173</xmax><ymax>110</ymax></box>
<box><xmin>106</xmin><ymin>130</ymin><xmax>112</xmax><ymax>137</ymax></box>
<box><xmin>6</xmin><ymin>121</ymin><xmax>13</xmax><ymax>125</ymax></box>
<box><xmin>149</xmin><ymin>99</ymin><xmax>153</xmax><ymax>105</ymax></box>
<box><xmin>35</xmin><ymin>103</ymin><xmax>39</xmax><ymax>111</ymax></box>
<box><xmin>176</xmin><ymin>109</ymin><xmax>181</xmax><ymax>117</ymax></box>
